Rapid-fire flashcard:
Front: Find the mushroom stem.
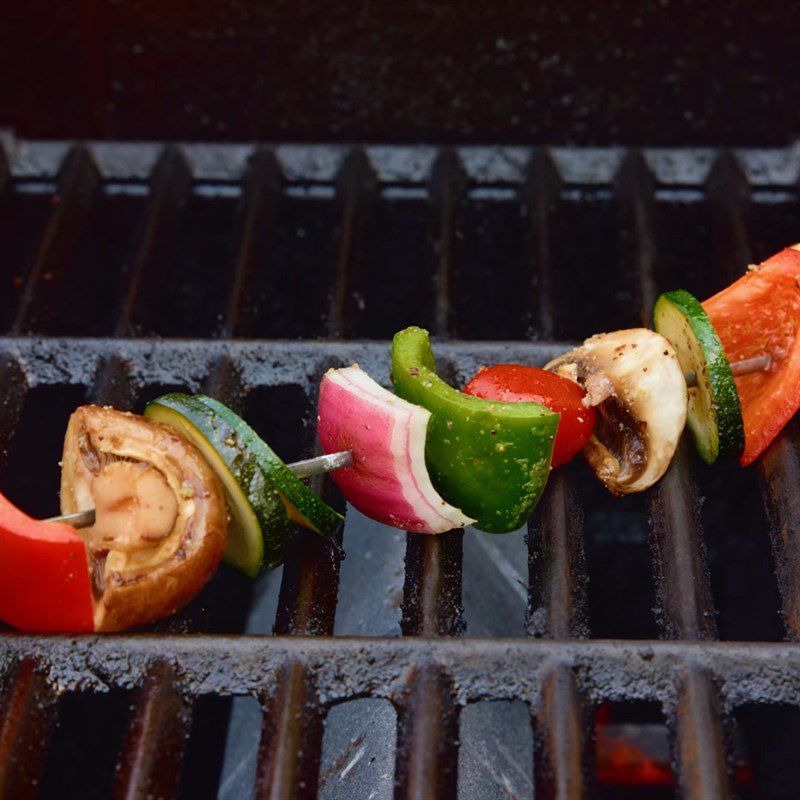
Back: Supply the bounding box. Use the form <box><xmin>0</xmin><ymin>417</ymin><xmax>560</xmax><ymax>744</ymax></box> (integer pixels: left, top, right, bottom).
<box><xmin>45</xmin><ymin>450</ymin><xmax>353</xmax><ymax>528</ymax></box>
<box><xmin>684</xmin><ymin>354</ymin><xmax>772</xmax><ymax>388</ymax></box>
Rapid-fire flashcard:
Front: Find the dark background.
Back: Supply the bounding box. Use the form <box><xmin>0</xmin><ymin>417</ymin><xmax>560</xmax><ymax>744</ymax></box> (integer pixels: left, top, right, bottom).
<box><xmin>1</xmin><ymin>0</ymin><xmax>799</xmax><ymax>145</ymax></box>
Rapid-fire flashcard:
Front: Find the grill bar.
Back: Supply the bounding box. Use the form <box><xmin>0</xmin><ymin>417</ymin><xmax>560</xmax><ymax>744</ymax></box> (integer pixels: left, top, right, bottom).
<box><xmin>392</xmin><ymin>179</ymin><xmax>465</xmax><ymax>798</ymax></box>
<box><xmin>112</xmin><ymin>358</ymin><xmax>247</xmax><ymax>798</ymax></box>
<box><xmin>5</xmin><ymin>141</ymin><xmax>800</xmax><ymax>188</ymax></box>
<box><xmin>673</xmin><ymin>665</ymin><xmax>730</xmax><ymax>800</ymax></box>
<box><xmin>111</xmin><ymin>663</ymin><xmax>191</xmax><ymax>800</ymax></box>
<box><xmin>708</xmin><ymin>151</ymin><xmax>754</xmax><ymax>284</ymax></box>
<box><xmin>116</xmin><ymin>146</ymin><xmax>191</xmax><ymax>336</ymax></box>
<box><xmin>327</xmin><ymin>149</ymin><xmax>374</xmax><ymax>339</ymax></box>
<box><xmin>525</xmin><ymin>150</ymin><xmax>561</xmax><ymax>339</ymax></box>
<box><xmin>527</xmin><ymin>470</ymin><xmax>588</xmax><ymax>639</ymax></box>
<box><xmin>429</xmin><ymin>149</ymin><xmax>462</xmax><ymax>337</ymax></box>
<box><xmin>649</xmin><ymin>445</ymin><xmax>731</xmax><ymax>798</ymax></box>
<box><xmin>401</xmin><ymin>533</ymin><xmax>464</xmax><ymax>638</ymax></box>
<box><xmin>3</xmin><ymin>637</ymin><xmax>800</xmax><ymax>703</ymax></box>
<box><xmin>759</xmin><ymin>427</ymin><xmax>800</xmax><ymax>640</ymax></box>
<box><xmin>527</xmin><ymin>469</ymin><xmax>589</xmax><ymax>797</ymax></box>
<box><xmin>615</xmin><ymin>150</ymin><xmax>658</xmax><ymax>322</ymax></box>
<box><xmin>222</xmin><ymin>148</ymin><xmax>282</xmax><ymax>338</ymax></box>
<box><xmin>256</xmin><ymin>662</ymin><xmax>324</xmax><ymax>800</ymax></box>
<box><xmin>532</xmin><ymin>665</ymin><xmax>586</xmax><ymax>799</ymax></box>
<box><xmin>395</xmin><ymin>534</ymin><xmax>463</xmax><ymax>798</ymax></box>
<box><xmin>524</xmin><ymin>151</ymin><xmax>590</xmax><ymax>798</ymax></box>
<box><xmin>12</xmin><ymin>144</ymin><xmax>100</xmax><ymax>335</ymax></box>
<box><xmin>395</xmin><ymin>666</ymin><xmax>459</xmax><ymax>800</ymax></box>
<box><xmin>0</xmin><ymin>660</ymin><xmax>57</xmax><ymax>800</ymax></box>
<box><xmin>523</xmin><ymin>143</ymin><xmax>594</xmax><ymax>792</ymax></box>
<box><xmin>649</xmin><ymin>441</ymin><xmax>717</xmax><ymax>641</ymax></box>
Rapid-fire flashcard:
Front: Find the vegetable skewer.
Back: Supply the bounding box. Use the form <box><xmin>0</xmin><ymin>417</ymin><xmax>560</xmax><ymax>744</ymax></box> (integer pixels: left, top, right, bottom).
<box><xmin>45</xmin><ymin>450</ymin><xmax>353</xmax><ymax>529</ymax></box>
<box><xmin>46</xmin><ymin>343</ymin><xmax>776</xmax><ymax>531</ymax></box>
<box><xmin>48</xmin><ymin>350</ymin><xmax>770</xmax><ymax>532</ymax></box>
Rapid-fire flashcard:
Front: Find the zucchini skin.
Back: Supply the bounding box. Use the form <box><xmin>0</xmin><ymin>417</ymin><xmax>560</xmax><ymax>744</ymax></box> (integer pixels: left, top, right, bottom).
<box><xmin>654</xmin><ymin>290</ymin><xmax>744</xmax><ymax>463</ymax></box>
<box><xmin>195</xmin><ymin>396</ymin><xmax>344</xmax><ymax>539</ymax></box>
<box><xmin>145</xmin><ymin>394</ymin><xmax>293</xmax><ymax>575</ymax></box>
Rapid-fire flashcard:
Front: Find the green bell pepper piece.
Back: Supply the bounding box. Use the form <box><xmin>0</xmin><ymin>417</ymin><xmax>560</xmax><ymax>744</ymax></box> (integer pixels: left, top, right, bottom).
<box><xmin>391</xmin><ymin>326</ymin><xmax>559</xmax><ymax>533</ymax></box>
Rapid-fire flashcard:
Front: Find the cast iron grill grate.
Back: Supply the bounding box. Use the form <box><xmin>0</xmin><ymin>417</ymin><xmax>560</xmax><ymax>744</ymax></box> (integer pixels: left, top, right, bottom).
<box><xmin>1</xmin><ymin>139</ymin><xmax>800</xmax><ymax>799</ymax></box>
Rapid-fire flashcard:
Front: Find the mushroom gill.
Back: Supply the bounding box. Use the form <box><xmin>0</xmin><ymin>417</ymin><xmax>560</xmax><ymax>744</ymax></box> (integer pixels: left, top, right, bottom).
<box><xmin>60</xmin><ymin>405</ymin><xmax>228</xmax><ymax>632</ymax></box>
<box><xmin>546</xmin><ymin>329</ymin><xmax>688</xmax><ymax>494</ymax></box>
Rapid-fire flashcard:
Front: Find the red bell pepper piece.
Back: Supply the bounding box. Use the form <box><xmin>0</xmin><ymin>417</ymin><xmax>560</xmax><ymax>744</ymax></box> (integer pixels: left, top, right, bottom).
<box><xmin>703</xmin><ymin>245</ymin><xmax>800</xmax><ymax>465</ymax></box>
<box><xmin>0</xmin><ymin>492</ymin><xmax>94</xmax><ymax>632</ymax></box>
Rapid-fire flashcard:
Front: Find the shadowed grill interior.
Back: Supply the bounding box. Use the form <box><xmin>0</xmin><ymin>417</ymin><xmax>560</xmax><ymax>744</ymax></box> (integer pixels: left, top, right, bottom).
<box><xmin>1</xmin><ymin>140</ymin><xmax>800</xmax><ymax>799</ymax></box>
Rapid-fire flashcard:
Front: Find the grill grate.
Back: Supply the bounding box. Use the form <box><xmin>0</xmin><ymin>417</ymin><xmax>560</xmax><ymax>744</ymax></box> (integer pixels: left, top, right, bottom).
<box><xmin>1</xmin><ymin>139</ymin><xmax>800</xmax><ymax>799</ymax></box>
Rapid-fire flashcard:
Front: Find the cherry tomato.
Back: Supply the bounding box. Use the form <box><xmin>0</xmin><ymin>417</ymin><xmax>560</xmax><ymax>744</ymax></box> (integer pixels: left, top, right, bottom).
<box><xmin>463</xmin><ymin>364</ymin><xmax>596</xmax><ymax>467</ymax></box>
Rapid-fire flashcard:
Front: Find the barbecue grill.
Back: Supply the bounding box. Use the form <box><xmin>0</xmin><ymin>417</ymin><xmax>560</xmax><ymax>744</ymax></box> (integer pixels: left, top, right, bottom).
<box><xmin>0</xmin><ymin>135</ymin><xmax>799</xmax><ymax>799</ymax></box>
<box><xmin>4</xmin><ymin>6</ymin><xmax>800</xmax><ymax>794</ymax></box>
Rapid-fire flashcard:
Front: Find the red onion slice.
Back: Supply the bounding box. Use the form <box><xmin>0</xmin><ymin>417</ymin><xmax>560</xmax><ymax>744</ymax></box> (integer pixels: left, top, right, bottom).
<box><xmin>317</xmin><ymin>365</ymin><xmax>474</xmax><ymax>534</ymax></box>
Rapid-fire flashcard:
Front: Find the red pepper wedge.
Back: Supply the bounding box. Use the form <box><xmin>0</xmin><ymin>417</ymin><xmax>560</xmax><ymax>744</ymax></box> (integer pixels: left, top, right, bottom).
<box><xmin>703</xmin><ymin>245</ymin><xmax>800</xmax><ymax>465</ymax></box>
<box><xmin>0</xmin><ymin>492</ymin><xmax>94</xmax><ymax>632</ymax></box>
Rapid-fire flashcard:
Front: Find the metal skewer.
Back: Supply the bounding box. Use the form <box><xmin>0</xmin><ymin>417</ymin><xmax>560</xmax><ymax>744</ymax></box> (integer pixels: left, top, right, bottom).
<box><xmin>45</xmin><ymin>508</ymin><xmax>98</xmax><ymax>528</ymax></box>
<box><xmin>44</xmin><ymin>449</ymin><xmax>354</xmax><ymax>529</ymax></box>
<box><xmin>684</xmin><ymin>353</ymin><xmax>771</xmax><ymax>389</ymax></box>
<box><xmin>287</xmin><ymin>449</ymin><xmax>353</xmax><ymax>478</ymax></box>
<box><xmin>582</xmin><ymin>352</ymin><xmax>775</xmax><ymax>409</ymax></box>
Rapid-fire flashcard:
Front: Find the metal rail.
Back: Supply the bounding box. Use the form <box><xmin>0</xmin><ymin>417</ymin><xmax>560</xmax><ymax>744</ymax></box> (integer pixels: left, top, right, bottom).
<box><xmin>2</xmin><ymin>637</ymin><xmax>800</xmax><ymax>703</ymax></box>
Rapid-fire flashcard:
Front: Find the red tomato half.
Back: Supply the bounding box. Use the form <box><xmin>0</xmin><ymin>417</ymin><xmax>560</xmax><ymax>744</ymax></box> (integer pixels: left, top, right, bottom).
<box><xmin>463</xmin><ymin>364</ymin><xmax>596</xmax><ymax>467</ymax></box>
<box><xmin>703</xmin><ymin>245</ymin><xmax>800</xmax><ymax>465</ymax></box>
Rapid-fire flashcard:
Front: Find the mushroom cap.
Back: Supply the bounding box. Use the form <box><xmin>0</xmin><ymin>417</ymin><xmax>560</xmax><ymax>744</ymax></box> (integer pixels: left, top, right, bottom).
<box><xmin>60</xmin><ymin>405</ymin><xmax>228</xmax><ymax>632</ymax></box>
<box><xmin>546</xmin><ymin>329</ymin><xmax>688</xmax><ymax>494</ymax></box>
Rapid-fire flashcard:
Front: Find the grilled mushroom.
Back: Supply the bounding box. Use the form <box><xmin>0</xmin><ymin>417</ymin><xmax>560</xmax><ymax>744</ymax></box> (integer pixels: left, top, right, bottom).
<box><xmin>546</xmin><ymin>329</ymin><xmax>687</xmax><ymax>494</ymax></box>
<box><xmin>60</xmin><ymin>405</ymin><xmax>228</xmax><ymax>632</ymax></box>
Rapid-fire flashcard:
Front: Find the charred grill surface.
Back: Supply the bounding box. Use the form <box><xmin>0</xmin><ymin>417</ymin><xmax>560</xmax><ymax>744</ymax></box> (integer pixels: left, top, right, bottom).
<box><xmin>1</xmin><ymin>140</ymin><xmax>800</xmax><ymax>799</ymax></box>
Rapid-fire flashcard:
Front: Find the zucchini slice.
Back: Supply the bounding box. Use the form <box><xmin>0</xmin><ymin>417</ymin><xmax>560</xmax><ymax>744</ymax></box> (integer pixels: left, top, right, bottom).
<box><xmin>653</xmin><ymin>289</ymin><xmax>744</xmax><ymax>464</ymax></box>
<box><xmin>144</xmin><ymin>394</ymin><xmax>292</xmax><ymax>576</ymax></box>
<box><xmin>194</xmin><ymin>395</ymin><xmax>344</xmax><ymax>539</ymax></box>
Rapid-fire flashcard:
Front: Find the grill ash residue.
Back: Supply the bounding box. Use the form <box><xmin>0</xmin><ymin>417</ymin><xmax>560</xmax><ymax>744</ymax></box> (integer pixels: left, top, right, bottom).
<box><xmin>317</xmin><ymin>703</ymin><xmax>396</xmax><ymax>800</ymax></box>
<box><xmin>458</xmin><ymin>701</ymin><xmax>533</xmax><ymax>800</ymax></box>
